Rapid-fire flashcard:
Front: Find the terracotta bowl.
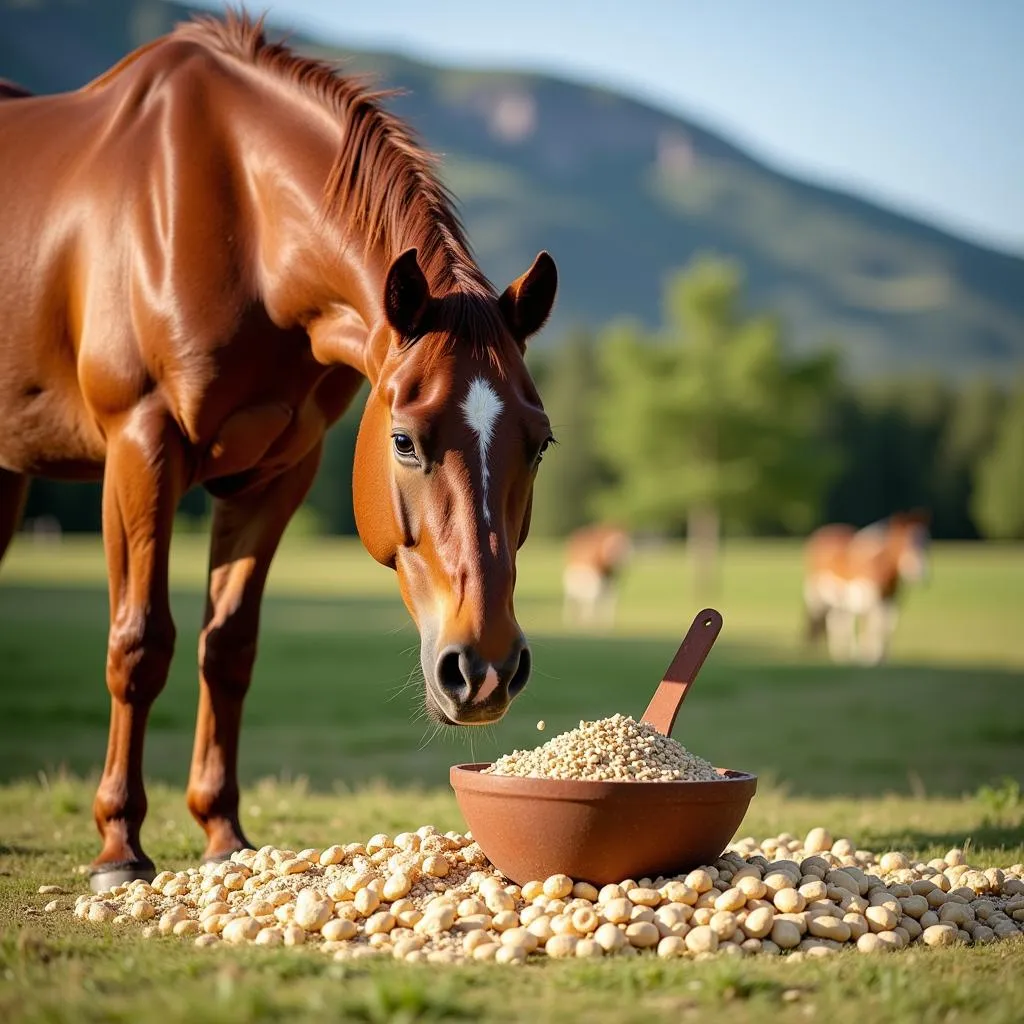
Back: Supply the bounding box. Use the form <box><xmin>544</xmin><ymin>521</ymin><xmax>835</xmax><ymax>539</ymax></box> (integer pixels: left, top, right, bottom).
<box><xmin>450</xmin><ymin>762</ymin><xmax>757</xmax><ymax>886</ymax></box>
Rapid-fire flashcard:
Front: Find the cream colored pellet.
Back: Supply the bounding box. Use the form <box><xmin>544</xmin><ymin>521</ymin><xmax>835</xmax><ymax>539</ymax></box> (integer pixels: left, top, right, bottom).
<box><xmin>222</xmin><ymin>917</ymin><xmax>260</xmax><ymax>943</ymax></box>
<box><xmin>462</xmin><ymin>930</ymin><xmax>492</xmax><ymax>955</ymax></box>
<box><xmin>545</xmin><ymin>934</ymin><xmax>578</xmax><ymax>958</ymax></box>
<box><xmin>923</xmin><ymin>924</ymin><xmax>958</xmax><ymax>947</ymax></box>
<box><xmin>501</xmin><ymin>927</ymin><xmax>539</xmax><ymax>953</ymax></box>
<box><xmin>603</xmin><ymin>898</ymin><xmax>633</xmax><ymax>924</ymax></box>
<box><xmin>495</xmin><ymin>945</ymin><xmax>527</xmax><ymax>965</ymax></box>
<box><xmin>684</xmin><ymin>925</ymin><xmax>718</xmax><ymax>954</ymax></box>
<box><xmin>321</xmin><ymin>918</ymin><xmax>357</xmax><ymax>942</ymax></box>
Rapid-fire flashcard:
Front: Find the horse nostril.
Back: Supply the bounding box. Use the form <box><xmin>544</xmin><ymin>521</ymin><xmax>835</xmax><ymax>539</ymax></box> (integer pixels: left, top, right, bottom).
<box><xmin>435</xmin><ymin>642</ymin><xmax>529</xmax><ymax>709</ymax></box>
<box><xmin>436</xmin><ymin>648</ymin><xmax>470</xmax><ymax>701</ymax></box>
<box><xmin>507</xmin><ymin>645</ymin><xmax>531</xmax><ymax>698</ymax></box>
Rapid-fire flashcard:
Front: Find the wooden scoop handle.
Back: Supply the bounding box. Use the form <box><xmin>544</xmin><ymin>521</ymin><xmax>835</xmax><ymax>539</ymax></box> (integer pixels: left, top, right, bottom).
<box><xmin>640</xmin><ymin>608</ymin><xmax>723</xmax><ymax>737</ymax></box>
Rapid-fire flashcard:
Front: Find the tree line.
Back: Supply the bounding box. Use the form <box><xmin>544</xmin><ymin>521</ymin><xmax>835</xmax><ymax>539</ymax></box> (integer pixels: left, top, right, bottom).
<box><xmin>20</xmin><ymin>256</ymin><xmax>1024</xmax><ymax>543</ymax></box>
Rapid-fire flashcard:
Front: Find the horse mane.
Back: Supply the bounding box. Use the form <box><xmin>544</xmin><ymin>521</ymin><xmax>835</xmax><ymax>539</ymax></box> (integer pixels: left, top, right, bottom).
<box><xmin>174</xmin><ymin>10</ymin><xmax>496</xmax><ymax>304</ymax></box>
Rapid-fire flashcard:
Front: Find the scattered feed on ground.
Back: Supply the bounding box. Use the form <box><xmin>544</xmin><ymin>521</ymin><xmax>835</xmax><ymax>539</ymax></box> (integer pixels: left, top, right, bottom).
<box><xmin>67</xmin><ymin>825</ymin><xmax>1024</xmax><ymax>964</ymax></box>
<box><xmin>2</xmin><ymin>537</ymin><xmax>1021</xmax><ymax>1022</ymax></box>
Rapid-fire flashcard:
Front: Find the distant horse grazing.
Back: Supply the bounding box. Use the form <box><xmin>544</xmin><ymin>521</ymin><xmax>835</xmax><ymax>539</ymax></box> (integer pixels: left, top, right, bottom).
<box><xmin>803</xmin><ymin>511</ymin><xmax>930</xmax><ymax>665</ymax></box>
<box><xmin>563</xmin><ymin>525</ymin><xmax>633</xmax><ymax>626</ymax></box>
<box><xmin>0</xmin><ymin>13</ymin><xmax>558</xmax><ymax>890</ymax></box>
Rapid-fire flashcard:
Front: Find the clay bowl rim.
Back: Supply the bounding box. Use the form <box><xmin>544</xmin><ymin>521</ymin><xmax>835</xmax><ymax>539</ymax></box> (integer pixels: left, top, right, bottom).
<box><xmin>450</xmin><ymin>762</ymin><xmax>758</xmax><ymax>801</ymax></box>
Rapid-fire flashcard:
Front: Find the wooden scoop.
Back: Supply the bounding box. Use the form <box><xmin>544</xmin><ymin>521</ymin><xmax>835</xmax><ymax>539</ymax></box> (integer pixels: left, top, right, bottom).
<box><xmin>640</xmin><ymin>608</ymin><xmax>723</xmax><ymax>737</ymax></box>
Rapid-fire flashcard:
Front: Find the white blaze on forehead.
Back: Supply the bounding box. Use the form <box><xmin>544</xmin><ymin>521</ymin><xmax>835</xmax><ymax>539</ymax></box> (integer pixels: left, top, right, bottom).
<box><xmin>461</xmin><ymin>376</ymin><xmax>503</xmax><ymax>525</ymax></box>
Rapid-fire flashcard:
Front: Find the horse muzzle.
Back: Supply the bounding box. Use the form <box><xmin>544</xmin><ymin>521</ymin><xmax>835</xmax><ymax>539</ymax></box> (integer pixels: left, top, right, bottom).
<box><xmin>426</xmin><ymin>637</ymin><xmax>531</xmax><ymax>726</ymax></box>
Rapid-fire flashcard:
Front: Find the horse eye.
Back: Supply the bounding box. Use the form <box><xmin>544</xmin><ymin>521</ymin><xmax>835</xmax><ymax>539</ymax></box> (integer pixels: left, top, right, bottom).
<box><xmin>393</xmin><ymin>433</ymin><xmax>416</xmax><ymax>459</ymax></box>
<box><xmin>535</xmin><ymin>437</ymin><xmax>553</xmax><ymax>465</ymax></box>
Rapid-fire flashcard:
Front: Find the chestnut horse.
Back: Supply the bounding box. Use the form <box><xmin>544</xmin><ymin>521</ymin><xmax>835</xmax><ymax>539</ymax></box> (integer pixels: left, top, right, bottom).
<box><xmin>0</xmin><ymin>13</ymin><xmax>557</xmax><ymax>890</ymax></box>
<box><xmin>803</xmin><ymin>511</ymin><xmax>930</xmax><ymax>665</ymax></box>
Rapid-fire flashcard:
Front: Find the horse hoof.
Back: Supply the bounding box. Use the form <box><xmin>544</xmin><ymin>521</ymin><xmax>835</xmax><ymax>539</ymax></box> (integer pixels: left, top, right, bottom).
<box><xmin>89</xmin><ymin>862</ymin><xmax>156</xmax><ymax>893</ymax></box>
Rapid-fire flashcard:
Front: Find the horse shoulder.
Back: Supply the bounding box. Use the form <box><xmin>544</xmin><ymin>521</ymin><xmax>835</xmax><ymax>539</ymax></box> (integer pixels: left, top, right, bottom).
<box><xmin>194</xmin><ymin>364</ymin><xmax>363</xmax><ymax>485</ymax></box>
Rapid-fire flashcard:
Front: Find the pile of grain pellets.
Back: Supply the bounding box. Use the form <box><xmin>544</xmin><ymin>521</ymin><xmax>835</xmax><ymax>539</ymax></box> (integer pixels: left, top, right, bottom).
<box><xmin>63</xmin><ymin>825</ymin><xmax>1024</xmax><ymax>962</ymax></box>
<box><xmin>485</xmin><ymin>714</ymin><xmax>722</xmax><ymax>782</ymax></box>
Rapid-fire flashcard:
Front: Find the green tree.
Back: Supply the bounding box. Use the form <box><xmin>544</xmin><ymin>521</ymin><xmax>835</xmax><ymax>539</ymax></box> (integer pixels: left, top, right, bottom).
<box><xmin>972</xmin><ymin>381</ymin><xmax>1024</xmax><ymax>539</ymax></box>
<box><xmin>935</xmin><ymin>377</ymin><xmax>1006</xmax><ymax>538</ymax></box>
<box><xmin>820</xmin><ymin>375</ymin><xmax>978</xmax><ymax>536</ymax></box>
<box><xmin>593</xmin><ymin>256</ymin><xmax>838</xmax><ymax>593</ymax></box>
<box><xmin>528</xmin><ymin>328</ymin><xmax>604</xmax><ymax>537</ymax></box>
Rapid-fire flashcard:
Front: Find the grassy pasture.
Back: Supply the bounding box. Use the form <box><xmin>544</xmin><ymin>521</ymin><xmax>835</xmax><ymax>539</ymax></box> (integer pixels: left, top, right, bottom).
<box><xmin>1</xmin><ymin>534</ymin><xmax>1022</xmax><ymax>1022</ymax></box>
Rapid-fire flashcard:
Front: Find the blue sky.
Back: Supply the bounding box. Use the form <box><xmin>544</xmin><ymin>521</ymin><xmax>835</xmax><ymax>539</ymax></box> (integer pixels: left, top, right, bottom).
<box><xmin>196</xmin><ymin>1</ymin><xmax>1024</xmax><ymax>254</ymax></box>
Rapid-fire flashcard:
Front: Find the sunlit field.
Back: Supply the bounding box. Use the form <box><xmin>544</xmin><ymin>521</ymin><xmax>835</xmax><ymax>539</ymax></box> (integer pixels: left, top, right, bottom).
<box><xmin>1</xmin><ymin>534</ymin><xmax>1022</xmax><ymax>1023</ymax></box>
<box><xmin>2</xmin><ymin>534</ymin><xmax>1020</xmax><ymax>793</ymax></box>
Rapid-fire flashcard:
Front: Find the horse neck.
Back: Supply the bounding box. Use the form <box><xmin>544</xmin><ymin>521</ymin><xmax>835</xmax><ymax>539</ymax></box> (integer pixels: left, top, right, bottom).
<box><xmin>160</xmin><ymin>21</ymin><xmax>494</xmax><ymax>385</ymax></box>
<box><xmin>229</xmin><ymin>98</ymin><xmax>489</xmax><ymax>383</ymax></box>
<box><xmin>213</xmin><ymin>75</ymin><xmax>366</xmax><ymax>320</ymax></box>
<box><xmin>883</xmin><ymin>528</ymin><xmax>910</xmax><ymax>566</ymax></box>
<box><xmin>865</xmin><ymin>530</ymin><xmax>905</xmax><ymax>592</ymax></box>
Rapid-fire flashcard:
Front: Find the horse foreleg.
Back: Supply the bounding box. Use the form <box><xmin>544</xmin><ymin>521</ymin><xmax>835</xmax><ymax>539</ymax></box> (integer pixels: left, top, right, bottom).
<box><xmin>802</xmin><ymin>579</ymin><xmax>828</xmax><ymax>646</ymax></box>
<box><xmin>824</xmin><ymin>607</ymin><xmax>854</xmax><ymax>664</ymax></box>
<box><xmin>563</xmin><ymin>566</ymin><xmax>603</xmax><ymax>628</ymax></box>
<box><xmin>598</xmin><ymin>580</ymin><xmax>618</xmax><ymax>628</ymax></box>
<box><xmin>187</xmin><ymin>443</ymin><xmax>322</xmax><ymax>862</ymax></box>
<box><xmin>860</xmin><ymin>599</ymin><xmax>898</xmax><ymax>666</ymax></box>
<box><xmin>91</xmin><ymin>406</ymin><xmax>186</xmax><ymax>891</ymax></box>
<box><xmin>0</xmin><ymin>468</ymin><xmax>29</xmax><ymax>560</ymax></box>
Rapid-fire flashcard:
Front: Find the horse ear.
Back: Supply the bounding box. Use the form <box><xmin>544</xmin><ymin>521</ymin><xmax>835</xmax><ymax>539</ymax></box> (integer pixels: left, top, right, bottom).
<box><xmin>384</xmin><ymin>248</ymin><xmax>432</xmax><ymax>339</ymax></box>
<box><xmin>499</xmin><ymin>251</ymin><xmax>558</xmax><ymax>349</ymax></box>
<box><xmin>909</xmin><ymin>507</ymin><xmax>932</xmax><ymax>527</ymax></box>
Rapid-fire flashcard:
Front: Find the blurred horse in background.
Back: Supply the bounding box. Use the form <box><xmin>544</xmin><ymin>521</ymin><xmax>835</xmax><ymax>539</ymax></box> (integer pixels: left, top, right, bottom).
<box><xmin>562</xmin><ymin>524</ymin><xmax>633</xmax><ymax>627</ymax></box>
<box><xmin>803</xmin><ymin>510</ymin><xmax>931</xmax><ymax>665</ymax></box>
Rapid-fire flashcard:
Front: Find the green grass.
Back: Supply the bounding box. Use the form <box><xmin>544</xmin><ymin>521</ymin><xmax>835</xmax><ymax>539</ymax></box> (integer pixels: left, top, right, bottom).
<box><xmin>3</xmin><ymin>780</ymin><xmax>1023</xmax><ymax>1024</ymax></box>
<box><xmin>1</xmin><ymin>534</ymin><xmax>1023</xmax><ymax>1022</ymax></box>
<box><xmin>1</xmin><ymin>535</ymin><xmax>1020</xmax><ymax>795</ymax></box>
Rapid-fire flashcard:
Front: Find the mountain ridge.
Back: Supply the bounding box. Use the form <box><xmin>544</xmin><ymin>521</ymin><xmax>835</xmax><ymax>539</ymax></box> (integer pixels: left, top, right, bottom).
<box><xmin>342</xmin><ymin>42</ymin><xmax>1022</xmax><ymax>262</ymax></box>
<box><xmin>2</xmin><ymin>0</ymin><xmax>1022</xmax><ymax>378</ymax></box>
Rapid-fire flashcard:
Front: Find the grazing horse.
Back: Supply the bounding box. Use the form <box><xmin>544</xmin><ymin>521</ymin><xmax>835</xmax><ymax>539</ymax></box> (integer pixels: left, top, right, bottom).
<box><xmin>803</xmin><ymin>511</ymin><xmax>930</xmax><ymax>665</ymax></box>
<box><xmin>0</xmin><ymin>13</ymin><xmax>558</xmax><ymax>890</ymax></box>
<box><xmin>562</xmin><ymin>524</ymin><xmax>633</xmax><ymax>627</ymax></box>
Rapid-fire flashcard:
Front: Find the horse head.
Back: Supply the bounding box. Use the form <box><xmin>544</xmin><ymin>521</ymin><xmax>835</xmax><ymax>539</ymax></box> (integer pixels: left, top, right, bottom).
<box><xmin>352</xmin><ymin>249</ymin><xmax>557</xmax><ymax>725</ymax></box>
<box><xmin>892</xmin><ymin>509</ymin><xmax>932</xmax><ymax>584</ymax></box>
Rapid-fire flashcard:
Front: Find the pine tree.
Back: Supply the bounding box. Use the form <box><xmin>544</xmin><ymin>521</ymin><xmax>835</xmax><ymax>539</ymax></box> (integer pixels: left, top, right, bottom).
<box><xmin>529</xmin><ymin>328</ymin><xmax>603</xmax><ymax>537</ymax></box>
<box><xmin>593</xmin><ymin>256</ymin><xmax>838</xmax><ymax>593</ymax></box>
<box><xmin>972</xmin><ymin>381</ymin><xmax>1024</xmax><ymax>539</ymax></box>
